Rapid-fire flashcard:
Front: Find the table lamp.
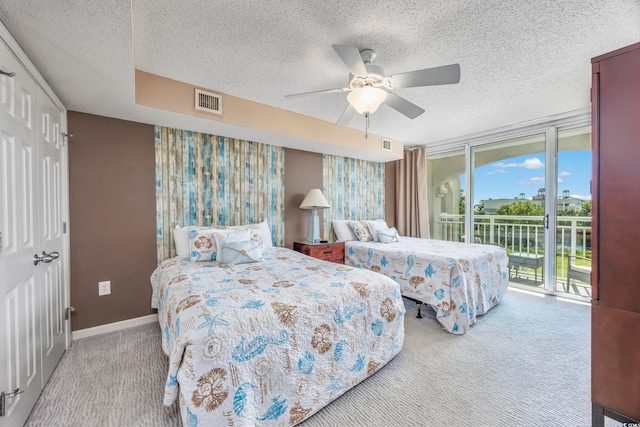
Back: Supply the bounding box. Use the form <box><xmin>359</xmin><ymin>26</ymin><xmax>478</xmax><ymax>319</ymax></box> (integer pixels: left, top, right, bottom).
<box><xmin>299</xmin><ymin>189</ymin><xmax>330</xmax><ymax>244</ymax></box>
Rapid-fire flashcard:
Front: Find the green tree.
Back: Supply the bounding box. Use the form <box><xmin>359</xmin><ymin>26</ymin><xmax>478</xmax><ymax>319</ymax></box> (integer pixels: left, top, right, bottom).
<box><xmin>579</xmin><ymin>200</ymin><xmax>591</xmax><ymax>216</ymax></box>
<box><xmin>459</xmin><ymin>189</ymin><xmax>465</xmax><ymax>214</ymax></box>
<box><xmin>557</xmin><ymin>209</ymin><xmax>578</xmax><ymax>216</ymax></box>
<box><xmin>493</xmin><ymin>200</ymin><xmax>545</xmax><ymax>216</ymax></box>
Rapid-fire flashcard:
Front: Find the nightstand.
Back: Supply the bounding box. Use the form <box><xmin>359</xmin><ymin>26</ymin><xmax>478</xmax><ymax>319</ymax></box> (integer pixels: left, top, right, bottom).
<box><xmin>293</xmin><ymin>241</ymin><xmax>345</xmax><ymax>264</ymax></box>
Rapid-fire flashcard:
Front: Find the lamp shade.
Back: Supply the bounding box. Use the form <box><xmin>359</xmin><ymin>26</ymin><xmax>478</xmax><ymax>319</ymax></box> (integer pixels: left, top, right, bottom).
<box><xmin>299</xmin><ymin>189</ymin><xmax>330</xmax><ymax>209</ymax></box>
<box><xmin>347</xmin><ymin>86</ymin><xmax>388</xmax><ymax>116</ymax></box>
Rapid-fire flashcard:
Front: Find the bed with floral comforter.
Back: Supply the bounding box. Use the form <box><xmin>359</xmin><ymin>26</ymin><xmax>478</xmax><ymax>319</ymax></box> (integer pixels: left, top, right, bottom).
<box><xmin>345</xmin><ymin>237</ymin><xmax>509</xmax><ymax>334</ymax></box>
<box><xmin>150</xmin><ymin>247</ymin><xmax>405</xmax><ymax>426</ymax></box>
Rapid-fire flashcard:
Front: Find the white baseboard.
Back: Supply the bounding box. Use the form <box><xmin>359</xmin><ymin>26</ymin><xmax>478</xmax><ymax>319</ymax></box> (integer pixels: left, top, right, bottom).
<box><xmin>72</xmin><ymin>313</ymin><xmax>158</xmax><ymax>340</ymax></box>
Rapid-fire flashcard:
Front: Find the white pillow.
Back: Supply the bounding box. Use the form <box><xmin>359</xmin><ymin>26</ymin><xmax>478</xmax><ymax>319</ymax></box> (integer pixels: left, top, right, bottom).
<box><xmin>378</xmin><ymin>227</ymin><xmax>400</xmax><ymax>243</ymax></box>
<box><xmin>254</xmin><ymin>219</ymin><xmax>273</xmax><ymax>248</ymax></box>
<box><xmin>173</xmin><ymin>225</ymin><xmax>191</xmax><ymax>258</ymax></box>
<box><xmin>332</xmin><ymin>219</ymin><xmax>358</xmax><ymax>241</ymax></box>
<box><xmin>213</xmin><ymin>221</ymin><xmax>272</xmax><ymax>247</ymax></box>
<box><xmin>212</xmin><ymin>229</ymin><xmax>252</xmax><ymax>259</ymax></box>
<box><xmin>366</xmin><ymin>219</ymin><xmax>389</xmax><ymax>242</ymax></box>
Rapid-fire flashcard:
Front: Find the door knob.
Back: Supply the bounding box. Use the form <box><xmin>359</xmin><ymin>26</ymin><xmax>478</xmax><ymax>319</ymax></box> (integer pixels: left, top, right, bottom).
<box><xmin>44</xmin><ymin>251</ymin><xmax>59</xmax><ymax>260</ymax></box>
<box><xmin>33</xmin><ymin>252</ymin><xmax>53</xmax><ymax>265</ymax></box>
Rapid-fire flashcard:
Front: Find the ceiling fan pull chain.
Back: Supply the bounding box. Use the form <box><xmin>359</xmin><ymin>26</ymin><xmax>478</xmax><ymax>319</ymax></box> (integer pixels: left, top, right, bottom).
<box><xmin>365</xmin><ymin>114</ymin><xmax>369</xmax><ymax>139</ymax></box>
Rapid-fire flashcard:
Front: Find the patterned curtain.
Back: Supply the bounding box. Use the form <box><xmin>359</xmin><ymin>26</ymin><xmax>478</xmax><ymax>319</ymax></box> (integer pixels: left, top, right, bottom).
<box><xmin>322</xmin><ymin>154</ymin><xmax>385</xmax><ymax>240</ymax></box>
<box><xmin>155</xmin><ymin>126</ymin><xmax>284</xmax><ymax>261</ymax></box>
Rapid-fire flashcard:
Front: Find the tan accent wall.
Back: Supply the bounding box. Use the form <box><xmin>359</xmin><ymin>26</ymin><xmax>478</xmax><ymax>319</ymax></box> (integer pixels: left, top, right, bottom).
<box><xmin>135</xmin><ymin>69</ymin><xmax>403</xmax><ymax>162</ymax></box>
<box><xmin>284</xmin><ymin>149</ymin><xmax>324</xmax><ymax>248</ymax></box>
<box><xmin>68</xmin><ymin>112</ymin><xmax>157</xmax><ymax>330</ymax></box>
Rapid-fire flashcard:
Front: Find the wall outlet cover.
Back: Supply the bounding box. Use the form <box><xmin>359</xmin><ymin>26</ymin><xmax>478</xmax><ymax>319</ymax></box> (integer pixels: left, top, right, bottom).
<box><xmin>98</xmin><ymin>281</ymin><xmax>111</xmax><ymax>296</ymax></box>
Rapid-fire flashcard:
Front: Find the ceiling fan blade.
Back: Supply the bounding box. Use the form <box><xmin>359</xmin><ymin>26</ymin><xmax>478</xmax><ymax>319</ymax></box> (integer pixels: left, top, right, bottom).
<box><xmin>388</xmin><ymin>63</ymin><xmax>461</xmax><ymax>89</ymax></box>
<box><xmin>336</xmin><ymin>104</ymin><xmax>356</xmax><ymax>126</ymax></box>
<box><xmin>332</xmin><ymin>45</ymin><xmax>368</xmax><ymax>77</ymax></box>
<box><xmin>285</xmin><ymin>87</ymin><xmax>349</xmax><ymax>99</ymax></box>
<box><xmin>384</xmin><ymin>92</ymin><xmax>425</xmax><ymax>119</ymax></box>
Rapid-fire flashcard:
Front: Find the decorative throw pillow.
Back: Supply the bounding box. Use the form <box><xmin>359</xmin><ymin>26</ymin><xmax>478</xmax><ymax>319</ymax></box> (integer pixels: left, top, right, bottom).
<box><xmin>212</xmin><ymin>229</ymin><xmax>252</xmax><ymax>259</ymax></box>
<box><xmin>219</xmin><ymin>240</ymin><xmax>264</xmax><ymax>265</ymax></box>
<box><xmin>177</xmin><ymin>221</ymin><xmax>272</xmax><ymax>260</ymax></box>
<box><xmin>348</xmin><ymin>220</ymin><xmax>374</xmax><ymax>242</ymax></box>
<box><xmin>188</xmin><ymin>229</ymin><xmax>218</xmax><ymax>262</ymax></box>
<box><xmin>332</xmin><ymin>219</ymin><xmax>358</xmax><ymax>241</ymax></box>
<box><xmin>366</xmin><ymin>219</ymin><xmax>390</xmax><ymax>242</ymax></box>
<box><xmin>378</xmin><ymin>227</ymin><xmax>400</xmax><ymax>243</ymax></box>
<box><xmin>213</xmin><ymin>222</ymin><xmax>271</xmax><ymax>247</ymax></box>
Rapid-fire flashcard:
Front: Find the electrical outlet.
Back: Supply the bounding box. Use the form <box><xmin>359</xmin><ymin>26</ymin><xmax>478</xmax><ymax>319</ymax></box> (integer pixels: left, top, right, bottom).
<box><xmin>98</xmin><ymin>281</ymin><xmax>111</xmax><ymax>296</ymax></box>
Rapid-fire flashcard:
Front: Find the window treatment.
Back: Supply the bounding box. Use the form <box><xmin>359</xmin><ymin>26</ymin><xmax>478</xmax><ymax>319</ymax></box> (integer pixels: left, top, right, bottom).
<box><xmin>395</xmin><ymin>147</ymin><xmax>429</xmax><ymax>238</ymax></box>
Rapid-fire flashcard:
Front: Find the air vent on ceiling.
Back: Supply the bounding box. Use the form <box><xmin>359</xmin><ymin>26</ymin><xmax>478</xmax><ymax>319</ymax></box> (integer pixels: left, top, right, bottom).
<box><xmin>195</xmin><ymin>89</ymin><xmax>222</xmax><ymax>115</ymax></box>
<box><xmin>381</xmin><ymin>138</ymin><xmax>392</xmax><ymax>152</ymax></box>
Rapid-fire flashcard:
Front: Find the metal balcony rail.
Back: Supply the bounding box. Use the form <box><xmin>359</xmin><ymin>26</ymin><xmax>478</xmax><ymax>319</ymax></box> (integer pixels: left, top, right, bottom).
<box><xmin>436</xmin><ymin>213</ymin><xmax>592</xmax><ymax>287</ymax></box>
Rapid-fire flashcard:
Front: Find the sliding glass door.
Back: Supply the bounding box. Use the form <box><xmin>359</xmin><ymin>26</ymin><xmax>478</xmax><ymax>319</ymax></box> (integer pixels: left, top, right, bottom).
<box><xmin>470</xmin><ymin>134</ymin><xmax>547</xmax><ymax>289</ymax></box>
<box><xmin>554</xmin><ymin>126</ymin><xmax>592</xmax><ymax>297</ymax></box>
<box><xmin>426</xmin><ymin>121</ymin><xmax>592</xmax><ymax>299</ymax></box>
<box><xmin>426</xmin><ymin>150</ymin><xmax>465</xmax><ymax>241</ymax></box>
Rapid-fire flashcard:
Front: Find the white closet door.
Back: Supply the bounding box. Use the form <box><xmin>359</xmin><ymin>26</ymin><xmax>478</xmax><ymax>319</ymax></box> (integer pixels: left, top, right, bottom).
<box><xmin>0</xmin><ymin>39</ymin><xmax>43</xmax><ymax>427</ymax></box>
<box><xmin>37</xmin><ymin>86</ymin><xmax>66</xmax><ymax>383</ymax></box>
<box><xmin>0</xmin><ymin>34</ymin><xmax>68</xmax><ymax>425</ymax></box>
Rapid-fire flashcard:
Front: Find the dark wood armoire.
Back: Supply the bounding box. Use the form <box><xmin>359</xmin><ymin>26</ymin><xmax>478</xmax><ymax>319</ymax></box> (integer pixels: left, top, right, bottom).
<box><xmin>591</xmin><ymin>42</ymin><xmax>640</xmax><ymax>425</ymax></box>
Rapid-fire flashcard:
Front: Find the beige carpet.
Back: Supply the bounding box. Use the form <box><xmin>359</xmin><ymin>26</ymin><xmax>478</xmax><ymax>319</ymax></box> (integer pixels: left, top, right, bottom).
<box><xmin>25</xmin><ymin>290</ymin><xmax>591</xmax><ymax>427</ymax></box>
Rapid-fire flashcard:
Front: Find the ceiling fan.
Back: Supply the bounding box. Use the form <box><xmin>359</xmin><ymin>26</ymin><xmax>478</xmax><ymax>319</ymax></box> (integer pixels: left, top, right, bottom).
<box><xmin>285</xmin><ymin>45</ymin><xmax>461</xmax><ymax>135</ymax></box>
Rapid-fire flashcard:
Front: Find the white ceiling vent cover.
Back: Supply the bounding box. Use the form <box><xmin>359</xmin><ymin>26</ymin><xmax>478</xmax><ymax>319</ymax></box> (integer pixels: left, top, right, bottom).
<box><xmin>195</xmin><ymin>89</ymin><xmax>222</xmax><ymax>115</ymax></box>
<box><xmin>381</xmin><ymin>138</ymin><xmax>392</xmax><ymax>152</ymax></box>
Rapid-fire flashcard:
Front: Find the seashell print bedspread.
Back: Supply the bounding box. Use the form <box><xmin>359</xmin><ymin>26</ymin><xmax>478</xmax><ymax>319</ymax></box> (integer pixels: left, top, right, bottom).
<box><xmin>150</xmin><ymin>247</ymin><xmax>405</xmax><ymax>426</ymax></box>
<box><xmin>345</xmin><ymin>237</ymin><xmax>509</xmax><ymax>334</ymax></box>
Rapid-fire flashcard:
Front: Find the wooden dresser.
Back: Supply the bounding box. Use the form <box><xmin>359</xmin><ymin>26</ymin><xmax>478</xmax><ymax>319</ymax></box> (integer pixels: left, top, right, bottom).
<box><xmin>591</xmin><ymin>42</ymin><xmax>640</xmax><ymax>425</ymax></box>
<box><xmin>293</xmin><ymin>241</ymin><xmax>345</xmax><ymax>264</ymax></box>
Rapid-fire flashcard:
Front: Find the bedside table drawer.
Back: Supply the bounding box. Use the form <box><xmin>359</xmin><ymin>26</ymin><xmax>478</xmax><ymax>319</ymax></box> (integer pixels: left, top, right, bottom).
<box><xmin>306</xmin><ymin>244</ymin><xmax>343</xmax><ymax>258</ymax></box>
<box><xmin>293</xmin><ymin>242</ymin><xmax>345</xmax><ymax>264</ymax></box>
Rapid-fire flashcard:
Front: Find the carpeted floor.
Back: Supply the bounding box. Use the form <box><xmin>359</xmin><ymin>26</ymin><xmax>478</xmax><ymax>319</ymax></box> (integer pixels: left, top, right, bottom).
<box><xmin>25</xmin><ymin>289</ymin><xmax>592</xmax><ymax>427</ymax></box>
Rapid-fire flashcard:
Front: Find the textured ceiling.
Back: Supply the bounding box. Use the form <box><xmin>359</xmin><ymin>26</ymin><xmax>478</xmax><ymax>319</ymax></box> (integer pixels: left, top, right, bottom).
<box><xmin>1</xmin><ymin>1</ymin><xmax>638</xmax><ymax>156</ymax></box>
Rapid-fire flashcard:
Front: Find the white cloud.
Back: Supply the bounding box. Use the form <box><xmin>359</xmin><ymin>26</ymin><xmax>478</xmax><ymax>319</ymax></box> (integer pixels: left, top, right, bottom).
<box><xmin>494</xmin><ymin>157</ymin><xmax>545</xmax><ymax>172</ymax></box>
<box><xmin>523</xmin><ymin>158</ymin><xmax>545</xmax><ymax>169</ymax></box>
<box><xmin>559</xmin><ymin>171</ymin><xmax>571</xmax><ymax>177</ymax></box>
<box><xmin>528</xmin><ymin>176</ymin><xmax>545</xmax><ymax>185</ymax></box>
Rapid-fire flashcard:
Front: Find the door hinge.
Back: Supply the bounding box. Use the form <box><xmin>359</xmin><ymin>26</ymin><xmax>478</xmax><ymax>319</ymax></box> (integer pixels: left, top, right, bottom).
<box><xmin>65</xmin><ymin>306</ymin><xmax>76</xmax><ymax>320</ymax></box>
<box><xmin>63</xmin><ymin>221</ymin><xmax>67</xmax><ymax>233</ymax></box>
<box><xmin>0</xmin><ymin>231</ymin><xmax>3</xmax><ymax>254</ymax></box>
<box><xmin>61</xmin><ymin>133</ymin><xmax>72</xmax><ymax>146</ymax></box>
<box><xmin>0</xmin><ymin>388</ymin><xmax>24</xmax><ymax>417</ymax></box>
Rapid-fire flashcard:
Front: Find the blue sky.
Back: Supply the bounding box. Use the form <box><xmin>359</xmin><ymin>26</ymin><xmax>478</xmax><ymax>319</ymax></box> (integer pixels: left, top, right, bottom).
<box><xmin>463</xmin><ymin>150</ymin><xmax>592</xmax><ymax>205</ymax></box>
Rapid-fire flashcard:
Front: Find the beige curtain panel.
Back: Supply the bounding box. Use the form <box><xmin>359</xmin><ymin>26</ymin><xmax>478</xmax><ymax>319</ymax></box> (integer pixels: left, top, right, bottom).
<box><xmin>395</xmin><ymin>147</ymin><xmax>429</xmax><ymax>238</ymax></box>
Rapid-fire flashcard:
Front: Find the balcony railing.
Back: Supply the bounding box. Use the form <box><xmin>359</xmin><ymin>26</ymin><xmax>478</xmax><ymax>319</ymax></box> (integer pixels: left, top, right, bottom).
<box><xmin>436</xmin><ymin>213</ymin><xmax>592</xmax><ymax>291</ymax></box>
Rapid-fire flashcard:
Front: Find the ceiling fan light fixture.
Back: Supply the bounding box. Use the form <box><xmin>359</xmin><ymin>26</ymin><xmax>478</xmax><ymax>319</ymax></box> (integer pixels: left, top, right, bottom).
<box><xmin>347</xmin><ymin>86</ymin><xmax>387</xmax><ymax>116</ymax></box>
